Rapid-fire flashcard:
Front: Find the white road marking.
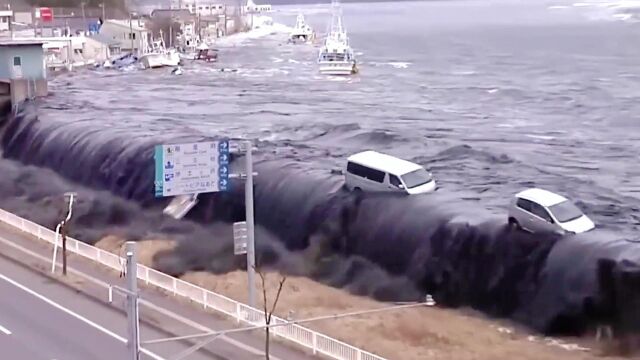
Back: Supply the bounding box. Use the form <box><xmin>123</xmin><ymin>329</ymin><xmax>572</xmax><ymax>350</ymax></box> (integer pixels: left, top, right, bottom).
<box><xmin>0</xmin><ymin>323</ymin><xmax>12</xmax><ymax>335</ymax></box>
<box><xmin>0</xmin><ymin>235</ymin><xmax>279</xmax><ymax>359</ymax></box>
<box><xmin>0</xmin><ymin>273</ymin><xmax>165</xmax><ymax>360</ymax></box>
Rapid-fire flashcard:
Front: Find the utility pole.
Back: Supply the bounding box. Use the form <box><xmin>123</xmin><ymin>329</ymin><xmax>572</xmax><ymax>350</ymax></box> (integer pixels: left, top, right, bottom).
<box><xmin>101</xmin><ymin>2</ymin><xmax>106</xmax><ymax>22</ymax></box>
<box><xmin>244</xmin><ymin>141</ymin><xmax>256</xmax><ymax>308</ymax></box>
<box><xmin>8</xmin><ymin>10</ymin><xmax>12</xmax><ymax>39</ymax></box>
<box><xmin>81</xmin><ymin>1</ymin><xmax>86</xmax><ymax>33</ymax></box>
<box><xmin>61</xmin><ymin>222</ymin><xmax>68</xmax><ymax>275</ymax></box>
<box><xmin>125</xmin><ymin>241</ymin><xmax>140</xmax><ymax>360</ymax></box>
<box><xmin>52</xmin><ymin>192</ymin><xmax>76</xmax><ymax>275</ymax></box>
<box><xmin>129</xmin><ymin>12</ymin><xmax>134</xmax><ymax>54</ymax></box>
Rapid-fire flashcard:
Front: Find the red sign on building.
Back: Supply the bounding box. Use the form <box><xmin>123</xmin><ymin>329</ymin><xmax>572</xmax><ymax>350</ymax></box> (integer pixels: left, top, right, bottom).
<box><xmin>39</xmin><ymin>7</ymin><xmax>53</xmax><ymax>22</ymax></box>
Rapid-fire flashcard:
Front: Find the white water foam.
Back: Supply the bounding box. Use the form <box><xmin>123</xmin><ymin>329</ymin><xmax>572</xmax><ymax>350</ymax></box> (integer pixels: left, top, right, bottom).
<box><xmin>368</xmin><ymin>62</ymin><xmax>411</xmax><ymax>69</ymax></box>
<box><xmin>388</xmin><ymin>62</ymin><xmax>411</xmax><ymax>69</ymax></box>
<box><xmin>215</xmin><ymin>16</ymin><xmax>293</xmax><ymax>47</ymax></box>
<box><xmin>239</xmin><ymin>68</ymin><xmax>290</xmax><ymax>78</ymax></box>
<box><xmin>525</xmin><ymin>134</ymin><xmax>556</xmax><ymax>141</ymax></box>
<box><xmin>563</xmin><ymin>0</ymin><xmax>640</xmax><ymax>22</ymax></box>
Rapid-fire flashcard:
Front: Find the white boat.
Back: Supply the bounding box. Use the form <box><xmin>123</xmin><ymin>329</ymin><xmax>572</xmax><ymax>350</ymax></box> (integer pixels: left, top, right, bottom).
<box><xmin>139</xmin><ymin>34</ymin><xmax>181</xmax><ymax>69</ymax></box>
<box><xmin>289</xmin><ymin>13</ymin><xmax>315</xmax><ymax>44</ymax></box>
<box><xmin>317</xmin><ymin>0</ymin><xmax>357</xmax><ymax>76</ymax></box>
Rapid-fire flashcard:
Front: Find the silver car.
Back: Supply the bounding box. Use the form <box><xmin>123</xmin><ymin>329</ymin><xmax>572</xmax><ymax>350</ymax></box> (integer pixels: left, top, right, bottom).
<box><xmin>508</xmin><ymin>188</ymin><xmax>595</xmax><ymax>235</ymax></box>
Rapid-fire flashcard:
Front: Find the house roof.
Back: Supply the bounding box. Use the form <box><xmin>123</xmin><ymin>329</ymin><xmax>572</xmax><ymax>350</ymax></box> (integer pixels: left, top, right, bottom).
<box><xmin>0</xmin><ymin>40</ymin><xmax>44</xmax><ymax>47</ymax></box>
<box><xmin>103</xmin><ymin>19</ymin><xmax>147</xmax><ymax>32</ymax></box>
<box><xmin>151</xmin><ymin>9</ymin><xmax>194</xmax><ymax>20</ymax></box>
<box><xmin>89</xmin><ymin>33</ymin><xmax>121</xmax><ymax>46</ymax></box>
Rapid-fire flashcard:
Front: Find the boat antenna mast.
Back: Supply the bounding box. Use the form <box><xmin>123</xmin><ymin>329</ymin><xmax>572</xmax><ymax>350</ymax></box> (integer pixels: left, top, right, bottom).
<box><xmin>328</xmin><ymin>0</ymin><xmax>346</xmax><ymax>40</ymax></box>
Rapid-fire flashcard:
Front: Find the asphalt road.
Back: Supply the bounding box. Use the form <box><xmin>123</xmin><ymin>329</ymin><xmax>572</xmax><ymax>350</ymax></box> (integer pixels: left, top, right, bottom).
<box><xmin>0</xmin><ymin>222</ymin><xmax>315</xmax><ymax>360</ymax></box>
<box><xmin>0</xmin><ymin>253</ymin><xmax>224</xmax><ymax>360</ymax></box>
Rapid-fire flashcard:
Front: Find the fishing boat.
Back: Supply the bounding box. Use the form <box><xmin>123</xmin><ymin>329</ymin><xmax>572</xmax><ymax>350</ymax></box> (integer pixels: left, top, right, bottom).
<box><xmin>139</xmin><ymin>32</ymin><xmax>181</xmax><ymax>69</ymax></box>
<box><xmin>289</xmin><ymin>13</ymin><xmax>315</xmax><ymax>44</ymax></box>
<box><xmin>317</xmin><ymin>0</ymin><xmax>357</xmax><ymax>75</ymax></box>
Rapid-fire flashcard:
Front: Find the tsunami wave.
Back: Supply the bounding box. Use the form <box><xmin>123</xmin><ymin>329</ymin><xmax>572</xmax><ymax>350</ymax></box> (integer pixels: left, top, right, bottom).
<box><xmin>1</xmin><ymin>101</ymin><xmax>640</xmax><ymax>336</ymax></box>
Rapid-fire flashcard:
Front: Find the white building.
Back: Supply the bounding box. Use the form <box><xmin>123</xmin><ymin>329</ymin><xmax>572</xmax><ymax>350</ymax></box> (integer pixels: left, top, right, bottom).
<box><xmin>171</xmin><ymin>0</ymin><xmax>225</xmax><ymax>17</ymax></box>
<box><xmin>98</xmin><ymin>19</ymin><xmax>150</xmax><ymax>53</ymax></box>
<box><xmin>244</xmin><ymin>0</ymin><xmax>272</xmax><ymax>13</ymax></box>
<box><xmin>0</xmin><ymin>10</ymin><xmax>13</xmax><ymax>32</ymax></box>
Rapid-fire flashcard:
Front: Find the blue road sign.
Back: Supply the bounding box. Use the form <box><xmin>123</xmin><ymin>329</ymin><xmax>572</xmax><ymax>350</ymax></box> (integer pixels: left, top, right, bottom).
<box><xmin>154</xmin><ymin>139</ymin><xmax>230</xmax><ymax>197</ymax></box>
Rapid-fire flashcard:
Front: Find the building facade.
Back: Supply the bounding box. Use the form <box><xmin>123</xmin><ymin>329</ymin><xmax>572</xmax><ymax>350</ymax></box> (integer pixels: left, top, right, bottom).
<box><xmin>244</xmin><ymin>0</ymin><xmax>271</xmax><ymax>13</ymax></box>
<box><xmin>171</xmin><ymin>0</ymin><xmax>226</xmax><ymax>17</ymax></box>
<box><xmin>0</xmin><ymin>40</ymin><xmax>47</xmax><ymax>106</ymax></box>
<box><xmin>99</xmin><ymin>19</ymin><xmax>150</xmax><ymax>53</ymax></box>
<box><xmin>0</xmin><ymin>10</ymin><xmax>13</xmax><ymax>32</ymax></box>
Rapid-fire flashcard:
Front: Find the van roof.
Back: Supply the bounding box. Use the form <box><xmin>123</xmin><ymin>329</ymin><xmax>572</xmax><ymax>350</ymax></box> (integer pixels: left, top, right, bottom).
<box><xmin>347</xmin><ymin>151</ymin><xmax>423</xmax><ymax>175</ymax></box>
<box><xmin>515</xmin><ymin>188</ymin><xmax>568</xmax><ymax>207</ymax></box>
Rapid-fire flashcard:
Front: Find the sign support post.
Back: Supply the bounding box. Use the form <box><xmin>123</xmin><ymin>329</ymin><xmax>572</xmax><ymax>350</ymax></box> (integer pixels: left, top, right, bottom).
<box><xmin>244</xmin><ymin>140</ymin><xmax>256</xmax><ymax>309</ymax></box>
<box><xmin>125</xmin><ymin>241</ymin><xmax>140</xmax><ymax>360</ymax></box>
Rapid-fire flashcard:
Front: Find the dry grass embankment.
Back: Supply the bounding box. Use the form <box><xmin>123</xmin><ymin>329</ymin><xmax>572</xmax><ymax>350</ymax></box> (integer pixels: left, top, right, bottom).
<box><xmin>95</xmin><ymin>236</ymin><xmax>620</xmax><ymax>360</ymax></box>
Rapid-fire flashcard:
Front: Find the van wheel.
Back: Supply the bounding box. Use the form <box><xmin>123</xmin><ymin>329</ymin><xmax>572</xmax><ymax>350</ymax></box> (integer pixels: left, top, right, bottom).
<box><xmin>508</xmin><ymin>217</ymin><xmax>520</xmax><ymax>230</ymax></box>
<box><xmin>353</xmin><ymin>187</ymin><xmax>362</xmax><ymax>194</ymax></box>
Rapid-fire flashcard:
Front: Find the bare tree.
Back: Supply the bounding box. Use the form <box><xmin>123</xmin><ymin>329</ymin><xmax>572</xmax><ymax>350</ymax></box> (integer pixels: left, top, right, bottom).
<box><xmin>254</xmin><ymin>265</ymin><xmax>287</xmax><ymax>360</ymax></box>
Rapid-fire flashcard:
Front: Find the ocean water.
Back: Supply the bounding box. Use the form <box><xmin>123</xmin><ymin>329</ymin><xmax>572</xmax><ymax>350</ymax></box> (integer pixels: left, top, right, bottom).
<box><xmin>38</xmin><ymin>0</ymin><xmax>640</xmax><ymax>236</ymax></box>
<box><xmin>1</xmin><ymin>0</ymin><xmax>639</xmax><ymax>334</ymax></box>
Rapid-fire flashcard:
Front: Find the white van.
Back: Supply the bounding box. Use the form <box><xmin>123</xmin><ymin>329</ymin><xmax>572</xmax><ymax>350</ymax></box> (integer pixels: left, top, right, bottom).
<box><xmin>345</xmin><ymin>151</ymin><xmax>437</xmax><ymax>195</ymax></box>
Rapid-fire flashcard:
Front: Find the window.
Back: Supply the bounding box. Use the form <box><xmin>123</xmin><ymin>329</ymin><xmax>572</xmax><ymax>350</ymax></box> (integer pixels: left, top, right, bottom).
<box><xmin>389</xmin><ymin>175</ymin><xmax>403</xmax><ymax>188</ymax></box>
<box><xmin>549</xmin><ymin>200</ymin><xmax>583</xmax><ymax>223</ymax></box>
<box><xmin>13</xmin><ymin>56</ymin><xmax>21</xmax><ymax>66</ymax></box>
<box><xmin>128</xmin><ymin>32</ymin><xmax>136</xmax><ymax>40</ymax></box>
<box><xmin>516</xmin><ymin>198</ymin><xmax>533</xmax><ymax>212</ymax></box>
<box><xmin>401</xmin><ymin>169</ymin><xmax>432</xmax><ymax>189</ymax></box>
<box><xmin>347</xmin><ymin>162</ymin><xmax>385</xmax><ymax>183</ymax></box>
<box><xmin>530</xmin><ymin>203</ymin><xmax>553</xmax><ymax>223</ymax></box>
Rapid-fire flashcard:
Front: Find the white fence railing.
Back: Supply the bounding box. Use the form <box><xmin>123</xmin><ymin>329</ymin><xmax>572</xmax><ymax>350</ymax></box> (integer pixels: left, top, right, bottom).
<box><xmin>0</xmin><ymin>208</ymin><xmax>386</xmax><ymax>360</ymax></box>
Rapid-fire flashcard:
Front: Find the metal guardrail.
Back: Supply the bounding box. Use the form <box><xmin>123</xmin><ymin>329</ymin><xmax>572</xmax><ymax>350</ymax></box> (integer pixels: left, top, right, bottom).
<box><xmin>0</xmin><ymin>208</ymin><xmax>386</xmax><ymax>360</ymax></box>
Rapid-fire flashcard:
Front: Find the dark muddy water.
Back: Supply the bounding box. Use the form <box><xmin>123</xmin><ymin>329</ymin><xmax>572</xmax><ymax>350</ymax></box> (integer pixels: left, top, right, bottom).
<box><xmin>38</xmin><ymin>0</ymin><xmax>640</xmax><ymax>235</ymax></box>
<box><xmin>1</xmin><ymin>0</ymin><xmax>639</xmax><ymax>336</ymax></box>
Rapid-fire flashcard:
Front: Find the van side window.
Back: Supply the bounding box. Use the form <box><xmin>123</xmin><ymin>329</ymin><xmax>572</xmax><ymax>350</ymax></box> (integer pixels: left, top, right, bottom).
<box><xmin>347</xmin><ymin>162</ymin><xmax>384</xmax><ymax>183</ymax></box>
<box><xmin>367</xmin><ymin>168</ymin><xmax>385</xmax><ymax>183</ymax></box>
<box><xmin>389</xmin><ymin>175</ymin><xmax>402</xmax><ymax>188</ymax></box>
<box><xmin>347</xmin><ymin>161</ymin><xmax>366</xmax><ymax>177</ymax></box>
